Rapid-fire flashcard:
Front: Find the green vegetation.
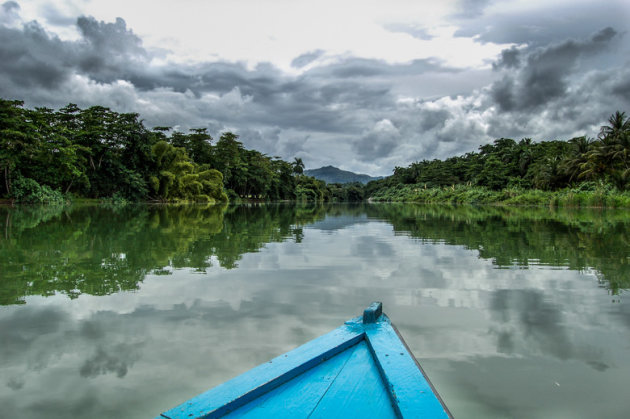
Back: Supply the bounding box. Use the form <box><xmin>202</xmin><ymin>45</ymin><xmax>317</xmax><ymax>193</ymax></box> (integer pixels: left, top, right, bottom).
<box><xmin>0</xmin><ymin>99</ymin><xmax>365</xmax><ymax>204</ymax></box>
<box><xmin>3</xmin><ymin>97</ymin><xmax>628</xmax><ymax>207</ymax></box>
<box><xmin>368</xmin><ymin>182</ymin><xmax>630</xmax><ymax>208</ymax></box>
<box><xmin>2</xmin><ymin>202</ymin><xmax>628</xmax><ymax>305</ymax></box>
<box><xmin>367</xmin><ymin>111</ymin><xmax>630</xmax><ymax>207</ymax></box>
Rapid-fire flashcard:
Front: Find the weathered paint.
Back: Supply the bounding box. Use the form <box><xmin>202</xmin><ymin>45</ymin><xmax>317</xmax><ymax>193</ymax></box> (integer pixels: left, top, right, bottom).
<box><xmin>157</xmin><ymin>303</ymin><xmax>452</xmax><ymax>419</ymax></box>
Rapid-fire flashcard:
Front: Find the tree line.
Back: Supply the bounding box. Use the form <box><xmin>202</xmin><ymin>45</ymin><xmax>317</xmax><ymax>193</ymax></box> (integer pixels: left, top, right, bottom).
<box><xmin>3</xmin><ymin>98</ymin><xmax>627</xmax><ymax>205</ymax></box>
<box><xmin>367</xmin><ymin>111</ymin><xmax>630</xmax><ymax>197</ymax></box>
<box><xmin>0</xmin><ymin>99</ymin><xmax>363</xmax><ymax>203</ymax></box>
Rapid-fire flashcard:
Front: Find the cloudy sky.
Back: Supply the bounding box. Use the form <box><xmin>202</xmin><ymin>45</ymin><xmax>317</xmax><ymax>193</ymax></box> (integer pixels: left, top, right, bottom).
<box><xmin>1</xmin><ymin>0</ymin><xmax>629</xmax><ymax>175</ymax></box>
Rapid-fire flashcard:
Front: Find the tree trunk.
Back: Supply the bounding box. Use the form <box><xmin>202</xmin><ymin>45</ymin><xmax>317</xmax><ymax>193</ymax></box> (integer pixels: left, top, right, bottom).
<box><xmin>64</xmin><ymin>179</ymin><xmax>74</xmax><ymax>194</ymax></box>
<box><xmin>4</xmin><ymin>166</ymin><xmax>10</xmax><ymax>196</ymax></box>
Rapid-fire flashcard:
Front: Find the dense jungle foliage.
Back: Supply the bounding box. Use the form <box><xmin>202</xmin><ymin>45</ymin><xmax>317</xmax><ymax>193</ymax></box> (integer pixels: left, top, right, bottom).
<box><xmin>1</xmin><ymin>98</ymin><xmax>628</xmax><ymax>206</ymax></box>
<box><xmin>367</xmin><ymin>111</ymin><xmax>630</xmax><ymax>206</ymax></box>
<box><xmin>0</xmin><ymin>99</ymin><xmax>361</xmax><ymax>203</ymax></box>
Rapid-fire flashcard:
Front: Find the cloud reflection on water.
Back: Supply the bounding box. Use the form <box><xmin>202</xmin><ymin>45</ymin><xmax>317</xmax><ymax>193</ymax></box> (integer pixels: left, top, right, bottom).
<box><xmin>0</xmin><ymin>204</ymin><xmax>629</xmax><ymax>418</ymax></box>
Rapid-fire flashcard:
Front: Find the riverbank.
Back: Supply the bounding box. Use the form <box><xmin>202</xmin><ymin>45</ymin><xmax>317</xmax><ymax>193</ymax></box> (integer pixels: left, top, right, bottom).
<box><xmin>368</xmin><ymin>184</ymin><xmax>630</xmax><ymax>208</ymax></box>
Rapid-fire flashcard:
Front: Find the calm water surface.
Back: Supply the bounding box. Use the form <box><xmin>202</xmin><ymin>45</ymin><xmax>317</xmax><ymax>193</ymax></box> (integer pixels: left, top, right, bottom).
<box><xmin>1</xmin><ymin>203</ymin><xmax>629</xmax><ymax>418</ymax></box>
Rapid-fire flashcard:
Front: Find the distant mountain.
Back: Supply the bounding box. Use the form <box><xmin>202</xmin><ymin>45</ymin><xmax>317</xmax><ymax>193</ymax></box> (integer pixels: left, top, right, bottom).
<box><xmin>304</xmin><ymin>166</ymin><xmax>382</xmax><ymax>184</ymax></box>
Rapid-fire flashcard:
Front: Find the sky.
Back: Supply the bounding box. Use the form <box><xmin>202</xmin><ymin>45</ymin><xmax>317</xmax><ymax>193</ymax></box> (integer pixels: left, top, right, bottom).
<box><xmin>1</xmin><ymin>0</ymin><xmax>629</xmax><ymax>176</ymax></box>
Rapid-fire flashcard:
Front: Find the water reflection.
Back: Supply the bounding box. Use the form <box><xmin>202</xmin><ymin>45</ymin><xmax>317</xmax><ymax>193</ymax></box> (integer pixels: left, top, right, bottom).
<box><xmin>2</xmin><ymin>203</ymin><xmax>629</xmax><ymax>305</ymax></box>
<box><xmin>0</xmin><ymin>203</ymin><xmax>629</xmax><ymax>418</ymax></box>
<box><xmin>0</xmin><ymin>203</ymin><xmax>330</xmax><ymax>304</ymax></box>
<box><xmin>366</xmin><ymin>204</ymin><xmax>630</xmax><ymax>292</ymax></box>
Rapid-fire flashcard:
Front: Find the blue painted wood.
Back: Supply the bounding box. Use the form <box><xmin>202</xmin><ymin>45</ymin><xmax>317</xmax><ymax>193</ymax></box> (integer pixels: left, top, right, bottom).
<box><xmin>364</xmin><ymin>315</ymin><xmax>451</xmax><ymax>418</ymax></box>
<box><xmin>363</xmin><ymin>301</ymin><xmax>383</xmax><ymax>323</ymax></box>
<box><xmin>222</xmin><ymin>343</ymin><xmax>359</xmax><ymax>417</ymax></box>
<box><xmin>159</xmin><ymin>324</ymin><xmax>364</xmax><ymax>419</ymax></box>
<box><xmin>307</xmin><ymin>340</ymin><xmax>397</xmax><ymax>418</ymax></box>
<box><xmin>157</xmin><ymin>303</ymin><xmax>452</xmax><ymax>419</ymax></box>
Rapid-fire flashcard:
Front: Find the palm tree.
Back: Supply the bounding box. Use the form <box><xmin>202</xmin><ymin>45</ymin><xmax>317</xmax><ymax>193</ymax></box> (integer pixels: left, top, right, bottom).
<box><xmin>559</xmin><ymin>136</ymin><xmax>593</xmax><ymax>183</ymax></box>
<box><xmin>292</xmin><ymin>157</ymin><xmax>305</xmax><ymax>175</ymax></box>
<box><xmin>581</xmin><ymin>111</ymin><xmax>630</xmax><ymax>189</ymax></box>
<box><xmin>599</xmin><ymin>111</ymin><xmax>630</xmax><ymax>141</ymax></box>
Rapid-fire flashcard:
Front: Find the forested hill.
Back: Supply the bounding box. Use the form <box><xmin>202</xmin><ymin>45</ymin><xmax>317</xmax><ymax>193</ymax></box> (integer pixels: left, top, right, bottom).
<box><xmin>305</xmin><ymin>166</ymin><xmax>382</xmax><ymax>184</ymax></box>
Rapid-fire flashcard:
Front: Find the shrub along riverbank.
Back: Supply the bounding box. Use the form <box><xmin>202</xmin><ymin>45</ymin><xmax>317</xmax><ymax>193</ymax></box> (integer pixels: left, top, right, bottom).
<box><xmin>369</xmin><ymin>182</ymin><xmax>630</xmax><ymax>208</ymax></box>
<box><xmin>365</xmin><ymin>110</ymin><xmax>630</xmax><ymax>208</ymax></box>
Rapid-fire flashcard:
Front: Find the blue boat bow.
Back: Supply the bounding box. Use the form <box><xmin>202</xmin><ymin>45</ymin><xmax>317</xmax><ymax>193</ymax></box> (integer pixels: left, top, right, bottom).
<box><xmin>157</xmin><ymin>302</ymin><xmax>452</xmax><ymax>418</ymax></box>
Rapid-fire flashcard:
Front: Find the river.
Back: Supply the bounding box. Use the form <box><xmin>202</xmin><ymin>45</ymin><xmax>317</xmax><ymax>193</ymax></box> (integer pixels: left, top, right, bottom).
<box><xmin>1</xmin><ymin>203</ymin><xmax>628</xmax><ymax>418</ymax></box>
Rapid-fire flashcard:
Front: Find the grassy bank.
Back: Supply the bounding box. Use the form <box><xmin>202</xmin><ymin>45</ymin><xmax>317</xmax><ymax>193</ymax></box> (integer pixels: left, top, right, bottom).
<box><xmin>369</xmin><ymin>183</ymin><xmax>630</xmax><ymax>208</ymax></box>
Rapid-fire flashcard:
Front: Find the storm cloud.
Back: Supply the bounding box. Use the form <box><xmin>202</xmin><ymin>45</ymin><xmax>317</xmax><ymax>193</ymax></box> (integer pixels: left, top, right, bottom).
<box><xmin>490</xmin><ymin>27</ymin><xmax>621</xmax><ymax>112</ymax></box>
<box><xmin>1</xmin><ymin>1</ymin><xmax>629</xmax><ymax>175</ymax></box>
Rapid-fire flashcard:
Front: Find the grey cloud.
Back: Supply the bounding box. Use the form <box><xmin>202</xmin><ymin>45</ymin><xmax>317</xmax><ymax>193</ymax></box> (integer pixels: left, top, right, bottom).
<box><xmin>308</xmin><ymin>57</ymin><xmax>456</xmax><ymax>80</ymax></box>
<box><xmin>453</xmin><ymin>0</ymin><xmax>494</xmax><ymax>18</ymax></box>
<box><xmin>490</xmin><ymin>76</ymin><xmax>515</xmax><ymax>111</ymax></box>
<box><xmin>436</xmin><ymin>117</ymin><xmax>486</xmax><ymax>144</ymax></box>
<box><xmin>0</xmin><ymin>0</ymin><xmax>19</xmax><ymax>25</ymax></box>
<box><xmin>1</xmin><ymin>10</ymin><xmax>629</xmax><ymax>176</ymax></box>
<box><xmin>383</xmin><ymin>23</ymin><xmax>433</xmax><ymax>40</ymax></box>
<box><xmin>612</xmin><ymin>77</ymin><xmax>630</xmax><ymax>99</ymax></box>
<box><xmin>454</xmin><ymin>1</ymin><xmax>630</xmax><ymax>45</ymax></box>
<box><xmin>0</xmin><ymin>11</ymin><xmax>460</xmax><ymax>173</ymax></box>
<box><xmin>353</xmin><ymin>120</ymin><xmax>401</xmax><ymax>160</ymax></box>
<box><xmin>0</xmin><ymin>21</ymin><xmax>72</xmax><ymax>89</ymax></box>
<box><xmin>76</xmin><ymin>16</ymin><xmax>149</xmax><ymax>83</ymax></box>
<box><xmin>490</xmin><ymin>28</ymin><xmax>620</xmax><ymax>112</ymax></box>
<box><xmin>419</xmin><ymin>109</ymin><xmax>451</xmax><ymax>131</ymax></box>
<box><xmin>77</xmin><ymin>16</ymin><xmax>145</xmax><ymax>57</ymax></box>
<box><xmin>481</xmin><ymin>63</ymin><xmax>630</xmax><ymax>142</ymax></box>
<box><xmin>492</xmin><ymin>46</ymin><xmax>520</xmax><ymax>70</ymax></box>
<box><xmin>290</xmin><ymin>49</ymin><xmax>324</xmax><ymax>68</ymax></box>
<box><xmin>0</xmin><ymin>15</ymin><xmax>150</xmax><ymax>90</ymax></box>
<box><xmin>592</xmin><ymin>26</ymin><xmax>618</xmax><ymax>43</ymax></box>
<box><xmin>2</xmin><ymin>1</ymin><xmax>18</xmax><ymax>13</ymax></box>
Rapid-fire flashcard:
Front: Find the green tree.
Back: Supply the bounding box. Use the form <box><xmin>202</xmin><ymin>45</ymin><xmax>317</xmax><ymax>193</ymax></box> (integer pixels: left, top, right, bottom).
<box><xmin>292</xmin><ymin>157</ymin><xmax>305</xmax><ymax>175</ymax></box>
<box><xmin>213</xmin><ymin>132</ymin><xmax>245</xmax><ymax>194</ymax></box>
<box><xmin>0</xmin><ymin>99</ymin><xmax>32</xmax><ymax>196</ymax></box>
<box><xmin>150</xmin><ymin>141</ymin><xmax>227</xmax><ymax>202</ymax></box>
<box><xmin>581</xmin><ymin>112</ymin><xmax>630</xmax><ymax>189</ymax></box>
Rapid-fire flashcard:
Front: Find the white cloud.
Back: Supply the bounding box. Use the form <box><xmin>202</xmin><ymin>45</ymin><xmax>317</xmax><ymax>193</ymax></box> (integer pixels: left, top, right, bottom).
<box><xmin>21</xmin><ymin>0</ymin><xmax>511</xmax><ymax>72</ymax></box>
